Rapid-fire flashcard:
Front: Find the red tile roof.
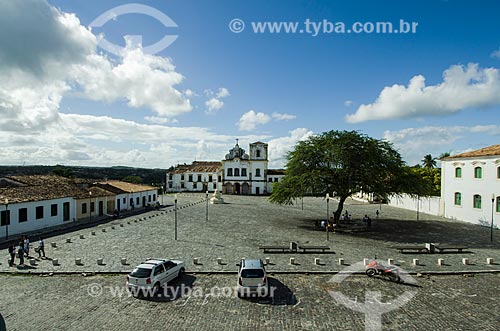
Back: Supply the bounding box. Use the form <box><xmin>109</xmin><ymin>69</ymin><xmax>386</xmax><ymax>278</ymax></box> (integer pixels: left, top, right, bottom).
<box><xmin>442</xmin><ymin>144</ymin><xmax>500</xmax><ymax>160</ymax></box>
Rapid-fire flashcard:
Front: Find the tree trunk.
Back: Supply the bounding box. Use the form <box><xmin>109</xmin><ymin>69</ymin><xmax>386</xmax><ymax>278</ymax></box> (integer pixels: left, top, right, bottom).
<box><xmin>333</xmin><ymin>196</ymin><xmax>347</xmax><ymax>222</ymax></box>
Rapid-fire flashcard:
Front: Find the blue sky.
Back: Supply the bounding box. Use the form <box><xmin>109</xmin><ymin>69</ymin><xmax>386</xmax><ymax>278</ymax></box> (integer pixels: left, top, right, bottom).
<box><xmin>0</xmin><ymin>0</ymin><xmax>499</xmax><ymax>168</ymax></box>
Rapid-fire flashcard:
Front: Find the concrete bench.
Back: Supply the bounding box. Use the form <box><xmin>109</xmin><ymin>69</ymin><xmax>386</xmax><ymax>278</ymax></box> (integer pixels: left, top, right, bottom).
<box><xmin>395</xmin><ymin>246</ymin><xmax>429</xmax><ymax>254</ymax></box>
<box><xmin>435</xmin><ymin>246</ymin><xmax>467</xmax><ymax>253</ymax></box>
<box><xmin>298</xmin><ymin>245</ymin><xmax>331</xmax><ymax>253</ymax></box>
<box><xmin>259</xmin><ymin>246</ymin><xmax>290</xmax><ymax>253</ymax></box>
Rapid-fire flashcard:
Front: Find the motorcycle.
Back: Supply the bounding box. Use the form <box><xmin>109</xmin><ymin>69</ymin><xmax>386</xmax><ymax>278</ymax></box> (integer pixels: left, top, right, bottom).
<box><xmin>365</xmin><ymin>260</ymin><xmax>401</xmax><ymax>283</ymax></box>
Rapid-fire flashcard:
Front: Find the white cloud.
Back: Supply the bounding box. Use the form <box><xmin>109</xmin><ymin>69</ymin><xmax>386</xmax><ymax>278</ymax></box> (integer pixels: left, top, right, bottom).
<box><xmin>346</xmin><ymin>63</ymin><xmax>500</xmax><ymax>123</ymax></box>
<box><xmin>383</xmin><ymin>125</ymin><xmax>500</xmax><ymax>166</ymax></box>
<box><xmin>216</xmin><ymin>87</ymin><xmax>230</xmax><ymax>98</ymax></box>
<box><xmin>271</xmin><ymin>112</ymin><xmax>296</xmax><ymax>121</ymax></box>
<box><xmin>205</xmin><ymin>98</ymin><xmax>224</xmax><ymax>112</ymax></box>
<box><xmin>267</xmin><ymin>128</ymin><xmax>314</xmax><ymax>168</ymax></box>
<box><xmin>204</xmin><ymin>87</ymin><xmax>230</xmax><ymax>114</ymax></box>
<box><xmin>491</xmin><ymin>48</ymin><xmax>500</xmax><ymax>60</ymax></box>
<box><xmin>144</xmin><ymin>116</ymin><xmax>178</xmax><ymax>124</ymax></box>
<box><xmin>344</xmin><ymin>100</ymin><xmax>354</xmax><ymax>107</ymax></box>
<box><xmin>184</xmin><ymin>89</ymin><xmax>196</xmax><ymax>97</ymax></box>
<box><xmin>71</xmin><ymin>45</ymin><xmax>192</xmax><ymax>117</ymax></box>
<box><xmin>237</xmin><ymin>110</ymin><xmax>271</xmax><ymax>131</ymax></box>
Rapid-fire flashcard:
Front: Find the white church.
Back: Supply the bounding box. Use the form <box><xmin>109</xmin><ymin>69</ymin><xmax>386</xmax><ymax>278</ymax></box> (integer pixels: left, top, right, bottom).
<box><xmin>166</xmin><ymin>140</ymin><xmax>285</xmax><ymax>195</ymax></box>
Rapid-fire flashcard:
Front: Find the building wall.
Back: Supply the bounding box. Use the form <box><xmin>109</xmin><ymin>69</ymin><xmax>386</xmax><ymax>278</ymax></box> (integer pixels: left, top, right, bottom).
<box><xmin>115</xmin><ymin>190</ymin><xmax>158</xmax><ymax>210</ymax></box>
<box><xmin>266</xmin><ymin>175</ymin><xmax>285</xmax><ymax>193</ymax></box>
<box><xmin>387</xmin><ymin>194</ymin><xmax>441</xmax><ymax>217</ymax></box>
<box><xmin>441</xmin><ymin>156</ymin><xmax>500</xmax><ymax>225</ymax></box>
<box><xmin>0</xmin><ymin>197</ymin><xmax>76</xmax><ymax>237</ymax></box>
<box><xmin>167</xmin><ymin>172</ymin><xmax>221</xmax><ymax>193</ymax></box>
<box><xmin>76</xmin><ymin>196</ymin><xmax>112</xmax><ymax>221</ymax></box>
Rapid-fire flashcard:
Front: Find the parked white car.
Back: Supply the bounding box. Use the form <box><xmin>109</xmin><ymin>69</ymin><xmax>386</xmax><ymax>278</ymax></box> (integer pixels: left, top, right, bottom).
<box><xmin>237</xmin><ymin>259</ymin><xmax>269</xmax><ymax>297</ymax></box>
<box><xmin>126</xmin><ymin>258</ymin><xmax>185</xmax><ymax>297</ymax></box>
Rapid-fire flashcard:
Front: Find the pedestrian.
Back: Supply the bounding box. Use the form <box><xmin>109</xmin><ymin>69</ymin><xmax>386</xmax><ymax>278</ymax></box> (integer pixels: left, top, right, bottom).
<box><xmin>363</xmin><ymin>214</ymin><xmax>369</xmax><ymax>223</ymax></box>
<box><xmin>37</xmin><ymin>237</ymin><xmax>45</xmax><ymax>258</ymax></box>
<box><xmin>17</xmin><ymin>241</ymin><xmax>24</xmax><ymax>266</ymax></box>
<box><xmin>24</xmin><ymin>236</ymin><xmax>30</xmax><ymax>257</ymax></box>
<box><xmin>367</xmin><ymin>217</ymin><xmax>372</xmax><ymax>228</ymax></box>
<box><xmin>8</xmin><ymin>242</ymin><xmax>16</xmax><ymax>266</ymax></box>
<box><xmin>376</xmin><ymin>210</ymin><xmax>380</xmax><ymax>219</ymax></box>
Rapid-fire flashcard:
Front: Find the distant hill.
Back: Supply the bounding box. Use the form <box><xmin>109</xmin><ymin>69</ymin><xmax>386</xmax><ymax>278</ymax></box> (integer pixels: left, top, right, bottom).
<box><xmin>0</xmin><ymin>165</ymin><xmax>168</xmax><ymax>186</ymax></box>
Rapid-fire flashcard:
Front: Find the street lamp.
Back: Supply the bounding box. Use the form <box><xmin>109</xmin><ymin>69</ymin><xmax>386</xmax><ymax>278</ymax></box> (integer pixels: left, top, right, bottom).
<box><xmin>161</xmin><ymin>186</ymin><xmax>164</xmax><ymax>206</ymax></box>
<box><xmin>491</xmin><ymin>194</ymin><xmax>495</xmax><ymax>242</ymax></box>
<box><xmin>326</xmin><ymin>193</ymin><xmax>330</xmax><ymax>241</ymax></box>
<box><xmin>206</xmin><ymin>191</ymin><xmax>209</xmax><ymax>222</ymax></box>
<box><xmin>4</xmin><ymin>198</ymin><xmax>9</xmax><ymax>240</ymax></box>
<box><xmin>174</xmin><ymin>194</ymin><xmax>178</xmax><ymax>241</ymax></box>
<box><xmin>89</xmin><ymin>191</ymin><xmax>92</xmax><ymax>222</ymax></box>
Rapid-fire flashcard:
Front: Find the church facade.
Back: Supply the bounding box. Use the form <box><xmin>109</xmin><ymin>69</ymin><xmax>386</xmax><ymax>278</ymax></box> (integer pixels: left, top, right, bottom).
<box><xmin>165</xmin><ymin>141</ymin><xmax>285</xmax><ymax>195</ymax></box>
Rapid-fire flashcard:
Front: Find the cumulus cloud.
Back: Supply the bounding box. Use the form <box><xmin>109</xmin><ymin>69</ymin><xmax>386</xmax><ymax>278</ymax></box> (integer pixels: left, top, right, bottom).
<box><xmin>237</xmin><ymin>110</ymin><xmax>271</xmax><ymax>131</ymax></box>
<box><xmin>0</xmin><ymin>0</ymin><xmax>202</xmax><ymax>167</ymax></box>
<box><xmin>205</xmin><ymin>98</ymin><xmax>224</xmax><ymax>112</ymax></box>
<box><xmin>346</xmin><ymin>63</ymin><xmax>500</xmax><ymax>123</ymax></box>
<box><xmin>267</xmin><ymin>128</ymin><xmax>314</xmax><ymax>168</ymax></box>
<box><xmin>204</xmin><ymin>87</ymin><xmax>230</xmax><ymax>113</ymax></box>
<box><xmin>216</xmin><ymin>87</ymin><xmax>230</xmax><ymax>98</ymax></box>
<box><xmin>271</xmin><ymin>112</ymin><xmax>296</xmax><ymax>121</ymax></box>
<box><xmin>383</xmin><ymin>125</ymin><xmax>500</xmax><ymax>166</ymax></box>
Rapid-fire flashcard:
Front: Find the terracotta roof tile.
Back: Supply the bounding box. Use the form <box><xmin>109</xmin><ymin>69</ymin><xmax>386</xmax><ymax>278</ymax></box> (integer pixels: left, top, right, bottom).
<box><xmin>442</xmin><ymin>144</ymin><xmax>500</xmax><ymax>160</ymax></box>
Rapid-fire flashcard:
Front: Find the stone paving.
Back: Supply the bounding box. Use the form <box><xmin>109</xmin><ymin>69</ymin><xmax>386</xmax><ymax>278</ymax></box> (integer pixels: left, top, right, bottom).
<box><xmin>1</xmin><ymin>273</ymin><xmax>500</xmax><ymax>330</ymax></box>
<box><xmin>1</xmin><ymin>194</ymin><xmax>499</xmax><ymax>273</ymax></box>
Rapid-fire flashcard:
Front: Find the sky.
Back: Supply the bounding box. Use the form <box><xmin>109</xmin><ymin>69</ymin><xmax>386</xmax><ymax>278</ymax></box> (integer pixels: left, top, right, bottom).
<box><xmin>0</xmin><ymin>0</ymin><xmax>499</xmax><ymax>169</ymax></box>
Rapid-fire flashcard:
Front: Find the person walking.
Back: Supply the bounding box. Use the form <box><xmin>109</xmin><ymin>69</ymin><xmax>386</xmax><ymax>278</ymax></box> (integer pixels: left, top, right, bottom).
<box><xmin>8</xmin><ymin>243</ymin><xmax>16</xmax><ymax>267</ymax></box>
<box><xmin>37</xmin><ymin>237</ymin><xmax>46</xmax><ymax>258</ymax></box>
<box><xmin>17</xmin><ymin>241</ymin><xmax>24</xmax><ymax>266</ymax></box>
<box><xmin>24</xmin><ymin>236</ymin><xmax>30</xmax><ymax>257</ymax></box>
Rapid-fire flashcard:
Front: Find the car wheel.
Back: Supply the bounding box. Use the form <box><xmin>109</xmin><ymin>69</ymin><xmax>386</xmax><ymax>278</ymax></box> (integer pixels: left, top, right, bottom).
<box><xmin>178</xmin><ymin>267</ymin><xmax>185</xmax><ymax>278</ymax></box>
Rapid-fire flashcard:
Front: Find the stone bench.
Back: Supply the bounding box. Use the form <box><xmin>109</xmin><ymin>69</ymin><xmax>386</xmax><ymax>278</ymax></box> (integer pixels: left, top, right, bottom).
<box><xmin>259</xmin><ymin>246</ymin><xmax>290</xmax><ymax>253</ymax></box>
<box><xmin>298</xmin><ymin>245</ymin><xmax>331</xmax><ymax>253</ymax></box>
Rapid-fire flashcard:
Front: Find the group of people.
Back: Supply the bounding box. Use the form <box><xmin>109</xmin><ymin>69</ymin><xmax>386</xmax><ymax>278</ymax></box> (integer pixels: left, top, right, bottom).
<box><xmin>317</xmin><ymin>210</ymin><xmax>375</xmax><ymax>231</ymax></box>
<box><xmin>7</xmin><ymin>236</ymin><xmax>45</xmax><ymax>267</ymax></box>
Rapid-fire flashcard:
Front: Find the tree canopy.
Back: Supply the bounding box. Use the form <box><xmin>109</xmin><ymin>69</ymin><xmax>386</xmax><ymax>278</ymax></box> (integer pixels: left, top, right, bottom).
<box><xmin>269</xmin><ymin>130</ymin><xmax>429</xmax><ymax>221</ymax></box>
<box><xmin>421</xmin><ymin>154</ymin><xmax>437</xmax><ymax>169</ymax></box>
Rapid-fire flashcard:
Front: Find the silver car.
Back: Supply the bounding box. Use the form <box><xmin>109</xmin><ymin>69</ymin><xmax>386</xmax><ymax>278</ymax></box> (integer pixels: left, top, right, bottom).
<box><xmin>126</xmin><ymin>258</ymin><xmax>185</xmax><ymax>297</ymax></box>
<box><xmin>237</xmin><ymin>259</ymin><xmax>269</xmax><ymax>298</ymax></box>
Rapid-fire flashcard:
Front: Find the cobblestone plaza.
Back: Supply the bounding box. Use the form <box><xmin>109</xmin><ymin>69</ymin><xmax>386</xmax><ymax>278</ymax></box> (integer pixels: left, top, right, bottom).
<box><xmin>1</xmin><ymin>194</ymin><xmax>499</xmax><ymax>330</ymax></box>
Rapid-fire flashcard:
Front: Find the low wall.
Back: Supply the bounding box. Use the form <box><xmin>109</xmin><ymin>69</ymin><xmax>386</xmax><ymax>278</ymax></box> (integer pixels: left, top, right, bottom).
<box><xmin>388</xmin><ymin>194</ymin><xmax>441</xmax><ymax>217</ymax></box>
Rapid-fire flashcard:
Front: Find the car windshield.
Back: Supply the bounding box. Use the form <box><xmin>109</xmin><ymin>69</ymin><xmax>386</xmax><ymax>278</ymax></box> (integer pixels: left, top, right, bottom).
<box><xmin>130</xmin><ymin>267</ymin><xmax>151</xmax><ymax>278</ymax></box>
<box><xmin>241</xmin><ymin>269</ymin><xmax>264</xmax><ymax>278</ymax></box>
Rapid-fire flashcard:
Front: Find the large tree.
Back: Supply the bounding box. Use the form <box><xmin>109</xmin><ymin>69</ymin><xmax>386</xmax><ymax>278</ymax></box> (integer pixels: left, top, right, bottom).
<box><xmin>269</xmin><ymin>130</ymin><xmax>428</xmax><ymax>221</ymax></box>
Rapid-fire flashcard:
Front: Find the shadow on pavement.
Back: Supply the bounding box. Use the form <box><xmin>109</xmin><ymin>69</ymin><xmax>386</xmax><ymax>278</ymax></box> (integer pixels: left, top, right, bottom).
<box><xmin>0</xmin><ymin>313</ymin><xmax>5</xmax><ymax>331</ymax></box>
<box><xmin>242</xmin><ymin>277</ymin><xmax>298</xmax><ymax>306</ymax></box>
<box><xmin>304</xmin><ymin>218</ymin><xmax>499</xmax><ymax>249</ymax></box>
<box><xmin>137</xmin><ymin>274</ymin><xmax>197</xmax><ymax>302</ymax></box>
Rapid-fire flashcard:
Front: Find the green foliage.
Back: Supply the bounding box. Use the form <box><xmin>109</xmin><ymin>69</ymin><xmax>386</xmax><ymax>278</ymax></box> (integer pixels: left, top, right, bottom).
<box><xmin>411</xmin><ymin>167</ymin><xmax>441</xmax><ymax>196</ymax></box>
<box><xmin>270</xmin><ymin>130</ymin><xmax>428</xmax><ymax>220</ymax></box>
<box><xmin>421</xmin><ymin>154</ymin><xmax>437</xmax><ymax>169</ymax></box>
<box><xmin>121</xmin><ymin>175</ymin><xmax>143</xmax><ymax>184</ymax></box>
<box><xmin>52</xmin><ymin>165</ymin><xmax>74</xmax><ymax>178</ymax></box>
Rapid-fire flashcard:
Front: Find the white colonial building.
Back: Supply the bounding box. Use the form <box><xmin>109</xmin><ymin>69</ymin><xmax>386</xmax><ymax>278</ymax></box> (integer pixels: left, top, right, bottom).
<box><xmin>166</xmin><ymin>141</ymin><xmax>285</xmax><ymax>195</ymax></box>
<box><xmin>440</xmin><ymin>144</ymin><xmax>500</xmax><ymax>225</ymax></box>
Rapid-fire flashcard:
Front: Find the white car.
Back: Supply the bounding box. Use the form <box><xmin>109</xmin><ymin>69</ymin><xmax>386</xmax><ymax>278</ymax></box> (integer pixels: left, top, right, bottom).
<box><xmin>126</xmin><ymin>258</ymin><xmax>185</xmax><ymax>297</ymax></box>
<box><xmin>237</xmin><ymin>259</ymin><xmax>269</xmax><ymax>298</ymax></box>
